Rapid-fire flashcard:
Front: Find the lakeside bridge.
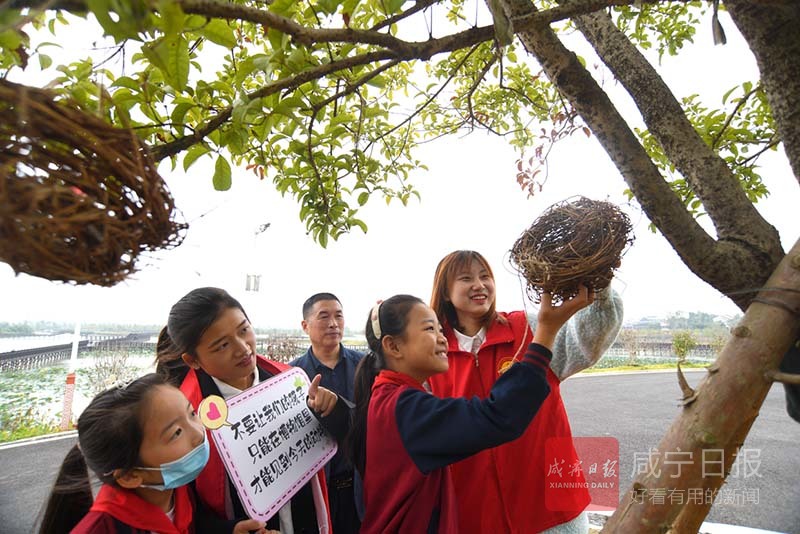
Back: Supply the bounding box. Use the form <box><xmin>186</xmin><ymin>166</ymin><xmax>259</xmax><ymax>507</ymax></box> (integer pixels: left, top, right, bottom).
<box><xmin>0</xmin><ymin>333</ymin><xmax>155</xmax><ymax>372</ymax></box>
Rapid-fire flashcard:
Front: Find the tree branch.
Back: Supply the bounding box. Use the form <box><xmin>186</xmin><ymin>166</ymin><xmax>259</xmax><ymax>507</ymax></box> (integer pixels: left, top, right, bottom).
<box><xmin>766</xmin><ymin>370</ymin><xmax>800</xmax><ymax>385</ymax></box>
<box><xmin>737</xmin><ymin>138</ymin><xmax>780</xmax><ymax>167</ymax></box>
<box><xmin>311</xmin><ymin>59</ymin><xmax>401</xmax><ymax>113</ymax></box>
<box><xmin>568</xmin><ymin>6</ymin><xmax>784</xmax><ymax>308</ymax></box>
<box><xmin>501</xmin><ymin>0</ymin><xmax>716</xmax><ymax>272</ymax></box>
<box><xmin>367</xmin><ymin>43</ymin><xmax>483</xmax><ymax>149</ymax></box>
<box><xmin>726</xmin><ymin>1</ymin><xmax>800</xmax><ymax>186</ymax></box>
<box><xmin>465</xmin><ymin>51</ymin><xmax>500</xmax><ymax>134</ymax></box>
<box><xmin>151</xmin><ymin>50</ymin><xmax>396</xmax><ymax>160</ymax></box>
<box><xmin>13</xmin><ymin>0</ymin><xmax>687</xmax><ymax>58</ymax></box>
<box><xmin>369</xmin><ymin>0</ymin><xmax>440</xmax><ymax>32</ymax></box>
<box><xmin>178</xmin><ymin>0</ymin><xmax>415</xmax><ymax>53</ymax></box>
<box><xmin>510</xmin><ymin>0</ymin><xmax>693</xmax><ymax>33</ymax></box>
<box><xmin>710</xmin><ymin>83</ymin><xmax>760</xmax><ymax>149</ymax></box>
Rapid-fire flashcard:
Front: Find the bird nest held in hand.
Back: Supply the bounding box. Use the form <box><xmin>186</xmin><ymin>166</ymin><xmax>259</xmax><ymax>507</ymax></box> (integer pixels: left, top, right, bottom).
<box><xmin>0</xmin><ymin>79</ymin><xmax>186</xmax><ymax>286</ymax></box>
<box><xmin>510</xmin><ymin>197</ymin><xmax>634</xmax><ymax>304</ymax></box>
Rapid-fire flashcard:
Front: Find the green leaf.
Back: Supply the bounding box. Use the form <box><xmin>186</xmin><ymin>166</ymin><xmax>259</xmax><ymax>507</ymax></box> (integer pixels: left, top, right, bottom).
<box><xmin>299</xmin><ymin>203</ymin><xmax>310</xmax><ymax>221</ymax></box>
<box><xmin>366</xmin><ymin>75</ymin><xmax>386</xmax><ymax>89</ymax></box>
<box><xmin>38</xmin><ymin>53</ymin><xmax>52</xmax><ymax>69</ymax></box>
<box><xmin>140</xmin><ymin>39</ymin><xmax>170</xmax><ymax>73</ymax></box>
<box><xmin>351</xmin><ymin>218</ymin><xmax>367</xmax><ymax>233</ymax></box>
<box><xmin>113</xmin><ymin>104</ymin><xmax>132</xmax><ymax>127</ymax></box>
<box><xmin>357</xmin><ymin>191</ymin><xmax>369</xmax><ymax>206</ymax></box>
<box><xmin>167</xmin><ymin>35</ymin><xmax>190</xmax><ymax>91</ymax></box>
<box><xmin>722</xmin><ymin>85</ymin><xmax>737</xmax><ymax>105</ymax></box>
<box><xmin>197</xmin><ymin>19</ymin><xmax>237</xmax><ymax>49</ymax></box>
<box><xmin>157</xmin><ymin>0</ymin><xmax>185</xmax><ymax>36</ymax></box>
<box><xmin>286</xmin><ymin>47</ymin><xmax>305</xmax><ymax>71</ymax></box>
<box><xmin>213</xmin><ymin>155</ymin><xmax>232</xmax><ymax>190</ymax></box>
<box><xmin>0</xmin><ymin>29</ymin><xmax>23</xmax><ymax>51</ymax></box>
<box><xmin>385</xmin><ymin>0</ymin><xmax>404</xmax><ymax>14</ymax></box>
<box><xmin>183</xmin><ymin>145</ymin><xmax>210</xmax><ymax>172</ymax></box>
<box><xmin>111</xmin><ymin>76</ymin><xmax>142</xmax><ymax>91</ymax></box>
<box><xmin>171</xmin><ymin>101</ymin><xmax>194</xmax><ymax>125</ymax></box>
<box><xmin>87</xmin><ymin>0</ymin><xmax>119</xmax><ymax>39</ymax></box>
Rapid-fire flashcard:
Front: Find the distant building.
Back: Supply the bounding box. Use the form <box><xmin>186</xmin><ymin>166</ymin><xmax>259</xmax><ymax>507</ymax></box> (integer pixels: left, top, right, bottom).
<box><xmin>627</xmin><ymin>316</ymin><xmax>664</xmax><ymax>330</ymax></box>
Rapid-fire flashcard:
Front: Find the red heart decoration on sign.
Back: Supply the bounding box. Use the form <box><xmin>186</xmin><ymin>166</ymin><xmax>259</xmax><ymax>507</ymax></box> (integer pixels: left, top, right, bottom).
<box><xmin>206</xmin><ymin>402</ymin><xmax>222</xmax><ymax>421</ymax></box>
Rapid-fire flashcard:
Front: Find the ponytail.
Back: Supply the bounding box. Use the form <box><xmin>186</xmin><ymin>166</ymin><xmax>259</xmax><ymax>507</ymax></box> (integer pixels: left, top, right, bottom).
<box><xmin>347</xmin><ymin>351</ymin><xmax>382</xmax><ymax>476</ymax></box>
<box><xmin>39</xmin><ymin>444</ymin><xmax>93</xmax><ymax>534</ymax></box>
<box><xmin>154</xmin><ymin>325</ymin><xmax>189</xmax><ymax>386</ymax></box>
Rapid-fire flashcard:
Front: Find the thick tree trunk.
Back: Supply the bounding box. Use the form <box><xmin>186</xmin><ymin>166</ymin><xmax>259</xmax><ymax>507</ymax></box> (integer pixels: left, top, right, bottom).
<box><xmin>602</xmin><ymin>238</ymin><xmax>800</xmax><ymax>532</ymax></box>
<box><xmin>666</xmin><ymin>421</ymin><xmax>751</xmax><ymax>532</ymax></box>
<box><xmin>726</xmin><ymin>0</ymin><xmax>800</xmax><ymax>185</ymax></box>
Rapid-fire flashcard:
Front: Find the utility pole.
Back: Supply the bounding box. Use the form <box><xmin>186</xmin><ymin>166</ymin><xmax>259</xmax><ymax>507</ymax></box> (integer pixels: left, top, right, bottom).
<box><xmin>60</xmin><ymin>321</ymin><xmax>81</xmax><ymax>430</ymax></box>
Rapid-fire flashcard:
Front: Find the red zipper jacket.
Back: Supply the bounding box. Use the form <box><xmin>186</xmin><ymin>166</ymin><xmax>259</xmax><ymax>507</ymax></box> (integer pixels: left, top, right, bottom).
<box><xmin>179</xmin><ymin>355</ymin><xmax>332</xmax><ymax>532</ymax></box>
<box><xmin>71</xmin><ymin>484</ymin><xmax>194</xmax><ymax>534</ymax></box>
<box><xmin>361</xmin><ymin>343</ymin><xmax>552</xmax><ymax>534</ymax></box>
<box><xmin>427</xmin><ymin>311</ymin><xmax>590</xmax><ymax>533</ymax></box>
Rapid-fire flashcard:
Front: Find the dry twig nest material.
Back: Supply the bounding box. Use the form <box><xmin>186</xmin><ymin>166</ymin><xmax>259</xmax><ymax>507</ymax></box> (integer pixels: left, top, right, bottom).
<box><xmin>0</xmin><ymin>79</ymin><xmax>186</xmax><ymax>286</ymax></box>
<box><xmin>510</xmin><ymin>197</ymin><xmax>634</xmax><ymax>304</ymax></box>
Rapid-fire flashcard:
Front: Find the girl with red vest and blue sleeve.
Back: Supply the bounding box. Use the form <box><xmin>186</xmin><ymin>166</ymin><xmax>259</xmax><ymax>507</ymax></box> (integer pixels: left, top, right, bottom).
<box><xmin>39</xmin><ymin>373</ymin><xmax>272</xmax><ymax>534</ymax></box>
<box><xmin>156</xmin><ymin>287</ymin><xmax>342</xmax><ymax>534</ymax></box>
<box><xmin>347</xmin><ymin>291</ymin><xmax>593</xmax><ymax>534</ymax></box>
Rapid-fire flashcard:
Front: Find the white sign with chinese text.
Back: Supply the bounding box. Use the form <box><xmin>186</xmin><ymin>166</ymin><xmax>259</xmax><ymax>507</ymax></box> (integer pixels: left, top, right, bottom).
<box><xmin>208</xmin><ymin>367</ymin><xmax>337</xmax><ymax>521</ymax></box>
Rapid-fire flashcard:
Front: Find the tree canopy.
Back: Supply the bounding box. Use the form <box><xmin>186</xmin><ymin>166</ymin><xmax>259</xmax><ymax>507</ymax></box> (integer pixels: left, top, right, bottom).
<box><xmin>1</xmin><ymin>0</ymin><xmax>785</xmax><ymax>252</ymax></box>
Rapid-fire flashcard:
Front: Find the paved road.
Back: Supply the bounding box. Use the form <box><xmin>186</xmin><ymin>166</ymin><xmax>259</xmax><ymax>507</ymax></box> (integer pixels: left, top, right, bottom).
<box><xmin>0</xmin><ymin>432</ymin><xmax>78</xmax><ymax>534</ymax></box>
<box><xmin>1</xmin><ymin>371</ymin><xmax>798</xmax><ymax>533</ymax></box>
<box><xmin>562</xmin><ymin>370</ymin><xmax>800</xmax><ymax>534</ymax></box>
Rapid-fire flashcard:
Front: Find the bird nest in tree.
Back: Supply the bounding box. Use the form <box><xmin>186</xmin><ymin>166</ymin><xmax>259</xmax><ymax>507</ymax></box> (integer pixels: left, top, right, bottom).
<box><xmin>510</xmin><ymin>197</ymin><xmax>634</xmax><ymax>304</ymax></box>
<box><xmin>0</xmin><ymin>79</ymin><xmax>186</xmax><ymax>286</ymax></box>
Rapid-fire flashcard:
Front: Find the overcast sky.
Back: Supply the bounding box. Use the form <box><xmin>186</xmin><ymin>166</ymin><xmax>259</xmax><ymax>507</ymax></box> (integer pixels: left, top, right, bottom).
<box><xmin>1</xmin><ymin>10</ymin><xmax>798</xmax><ymax>331</ymax></box>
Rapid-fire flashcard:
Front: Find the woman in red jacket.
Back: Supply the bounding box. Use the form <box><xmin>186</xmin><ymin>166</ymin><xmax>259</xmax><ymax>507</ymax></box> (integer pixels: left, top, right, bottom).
<box><xmin>347</xmin><ymin>291</ymin><xmax>592</xmax><ymax>534</ymax></box>
<box><xmin>39</xmin><ymin>373</ymin><xmax>269</xmax><ymax>534</ymax></box>
<box><xmin>156</xmin><ymin>287</ymin><xmax>341</xmax><ymax>534</ymax></box>
<box><xmin>428</xmin><ymin>250</ymin><xmax>623</xmax><ymax>534</ymax></box>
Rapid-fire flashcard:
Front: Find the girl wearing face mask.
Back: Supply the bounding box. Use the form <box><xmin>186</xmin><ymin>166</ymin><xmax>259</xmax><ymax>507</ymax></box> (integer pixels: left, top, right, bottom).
<box><xmin>428</xmin><ymin>250</ymin><xmax>624</xmax><ymax>534</ymax></box>
<box><xmin>347</xmin><ymin>293</ymin><xmax>591</xmax><ymax>534</ymax></box>
<box><xmin>39</xmin><ymin>373</ymin><xmax>272</xmax><ymax>534</ymax></box>
<box><xmin>156</xmin><ymin>287</ymin><xmax>340</xmax><ymax>534</ymax></box>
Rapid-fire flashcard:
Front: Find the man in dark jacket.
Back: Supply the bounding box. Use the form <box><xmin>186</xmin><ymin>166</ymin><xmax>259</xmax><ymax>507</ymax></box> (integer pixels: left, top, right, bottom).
<box><xmin>291</xmin><ymin>293</ymin><xmax>364</xmax><ymax>534</ymax></box>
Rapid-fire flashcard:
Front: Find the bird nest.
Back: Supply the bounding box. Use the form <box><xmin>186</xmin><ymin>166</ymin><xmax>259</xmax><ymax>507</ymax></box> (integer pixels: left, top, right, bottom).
<box><xmin>0</xmin><ymin>79</ymin><xmax>186</xmax><ymax>286</ymax></box>
<box><xmin>510</xmin><ymin>197</ymin><xmax>634</xmax><ymax>304</ymax></box>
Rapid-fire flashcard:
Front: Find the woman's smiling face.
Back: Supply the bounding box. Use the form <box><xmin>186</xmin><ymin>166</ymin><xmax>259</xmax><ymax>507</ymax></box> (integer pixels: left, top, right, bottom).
<box><xmin>448</xmin><ymin>259</ymin><xmax>496</xmax><ymax>329</ymax></box>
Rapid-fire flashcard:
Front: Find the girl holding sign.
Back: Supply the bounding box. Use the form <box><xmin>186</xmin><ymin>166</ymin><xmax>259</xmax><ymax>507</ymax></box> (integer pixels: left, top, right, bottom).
<box><xmin>348</xmin><ymin>292</ymin><xmax>591</xmax><ymax>534</ymax></box>
<box><xmin>39</xmin><ymin>373</ymin><xmax>271</xmax><ymax>534</ymax></box>
<box><xmin>157</xmin><ymin>287</ymin><xmax>338</xmax><ymax>534</ymax></box>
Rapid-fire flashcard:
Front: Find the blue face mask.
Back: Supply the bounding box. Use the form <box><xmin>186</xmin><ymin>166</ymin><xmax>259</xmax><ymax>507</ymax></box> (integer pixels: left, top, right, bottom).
<box><xmin>137</xmin><ymin>437</ymin><xmax>210</xmax><ymax>491</ymax></box>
